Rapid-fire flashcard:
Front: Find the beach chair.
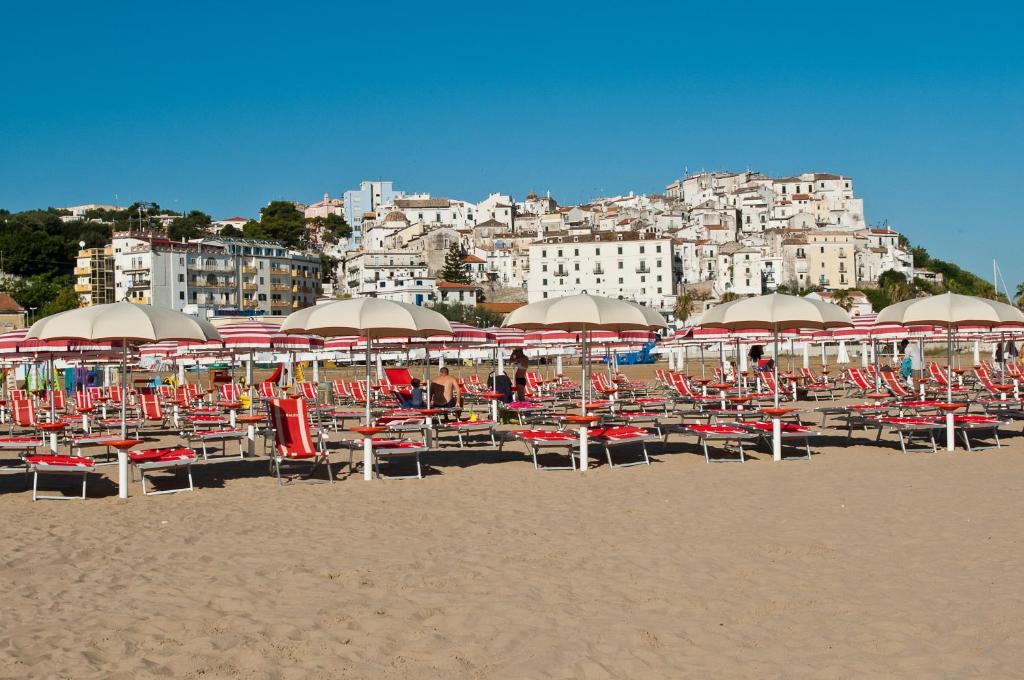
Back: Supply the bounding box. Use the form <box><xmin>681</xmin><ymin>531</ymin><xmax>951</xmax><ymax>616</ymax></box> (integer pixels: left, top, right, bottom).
<box><xmin>43</xmin><ymin>389</ymin><xmax>66</xmax><ymax>414</ymax></box>
<box><xmin>669</xmin><ymin>373</ymin><xmax>718</xmax><ymax>405</ymax></box>
<box><xmin>295</xmin><ymin>381</ymin><xmax>318</xmax><ymax>401</ymax></box>
<box><xmin>588</xmin><ymin>425</ymin><xmax>660</xmax><ymax>468</ymax></box>
<box><xmin>24</xmin><ymin>454</ymin><xmax>96</xmax><ymax>500</ymax></box>
<box><xmin>843</xmin><ymin>367</ymin><xmax>874</xmax><ymax>397</ymax></box>
<box><xmin>512</xmin><ymin>429</ymin><xmax>580</xmax><ymax>470</ymax></box>
<box><xmin>138</xmin><ymin>393</ymin><xmax>168</xmax><ymax>430</ymax></box>
<box><xmin>185</xmin><ymin>414</ymin><xmax>246</xmax><ymax>460</ymax></box>
<box><xmin>880</xmin><ymin>369</ymin><xmax>914</xmax><ymax>399</ymax></box>
<box><xmin>435</xmin><ymin>417</ymin><xmax>497</xmax><ymax>447</ymax></box>
<box><xmin>128</xmin><ymin>447</ymin><xmax>196</xmax><ymax>496</ymax></box>
<box><xmin>219</xmin><ymin>383</ymin><xmax>243</xmax><ymax>405</ymax></box>
<box><xmin>331</xmin><ymin>379</ymin><xmax>352</xmax><ymax>403</ymax></box>
<box><xmin>871</xmin><ymin>416</ymin><xmax>943</xmax><ymax>453</ymax></box>
<box><xmin>10</xmin><ymin>399</ymin><xmax>38</xmax><ymax>434</ymax></box>
<box><xmin>974</xmin><ymin>367</ymin><xmax>1015</xmax><ymax>402</ymax></box>
<box><xmin>926</xmin><ymin>362</ymin><xmax>970</xmax><ymax>397</ymax></box>
<box><xmin>383</xmin><ymin>367</ymin><xmax>413</xmax><ymax>389</ymax></box>
<box><xmin>258</xmin><ymin>381</ymin><xmax>279</xmax><ymax>402</ymax></box>
<box><xmin>687</xmin><ymin>424</ymin><xmax>755</xmax><ymax>463</ymax></box>
<box><xmin>9</xmin><ymin>389</ymin><xmax>28</xmax><ymax>402</ymax></box>
<box><xmin>737</xmin><ymin>420</ymin><xmax>817</xmax><ymax>460</ymax></box>
<box><xmin>268</xmin><ymin>398</ymin><xmax>333</xmax><ymax>485</ymax></box>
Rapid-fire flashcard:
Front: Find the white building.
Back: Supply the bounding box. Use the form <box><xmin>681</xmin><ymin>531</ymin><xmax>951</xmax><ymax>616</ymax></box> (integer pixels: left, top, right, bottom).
<box><xmin>341</xmin><ymin>251</ymin><xmax>438</xmax><ymax>306</ymax></box>
<box><xmin>527</xmin><ymin>231</ymin><xmax>675</xmax><ymax>311</ymax></box>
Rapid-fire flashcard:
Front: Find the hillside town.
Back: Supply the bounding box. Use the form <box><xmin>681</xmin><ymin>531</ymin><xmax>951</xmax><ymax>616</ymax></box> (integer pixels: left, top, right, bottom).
<box><xmin>57</xmin><ymin>170</ymin><xmax>917</xmax><ymax>328</ymax></box>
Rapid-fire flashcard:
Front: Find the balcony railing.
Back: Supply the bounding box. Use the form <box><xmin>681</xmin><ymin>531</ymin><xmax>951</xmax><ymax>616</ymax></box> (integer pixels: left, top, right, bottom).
<box><xmin>128</xmin><ymin>279</ymin><xmax>151</xmax><ymax>289</ymax></box>
<box><xmin>242</xmin><ymin>283</ymin><xmax>257</xmax><ymax>291</ymax></box>
<box><xmin>635</xmin><ymin>266</ymin><xmax>650</xmax><ymax>274</ymax></box>
<box><xmin>593</xmin><ymin>266</ymin><xmax>605</xmax><ymax>275</ymax></box>
<box><xmin>270</xmin><ymin>299</ymin><xmax>289</xmax><ymax>308</ymax></box>
<box><xmin>270</xmin><ymin>266</ymin><xmax>289</xmax><ymax>275</ymax></box>
<box><xmin>74</xmin><ymin>283</ymin><xmax>92</xmax><ymax>293</ymax></box>
<box><xmin>553</xmin><ymin>269</ymin><xmax>569</xmax><ymax>277</ymax></box>
<box><xmin>270</xmin><ymin>284</ymin><xmax>289</xmax><ymax>292</ymax></box>
<box><xmin>242</xmin><ymin>300</ymin><xmax>258</xmax><ymax>308</ymax></box>
<box><xmin>74</xmin><ymin>266</ymin><xmax>91</xmax><ymax>276</ymax></box>
<box><xmin>241</xmin><ymin>266</ymin><xmax>257</xmax><ymax>275</ymax></box>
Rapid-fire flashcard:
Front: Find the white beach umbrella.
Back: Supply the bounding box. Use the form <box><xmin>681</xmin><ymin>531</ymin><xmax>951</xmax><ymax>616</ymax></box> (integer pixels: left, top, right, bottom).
<box><xmin>503</xmin><ymin>294</ymin><xmax>666</xmax><ymax>471</ymax></box>
<box><xmin>700</xmin><ymin>293</ymin><xmax>853</xmax><ymax>461</ymax></box>
<box><xmin>877</xmin><ymin>293</ymin><xmax>1024</xmax><ymax>450</ymax></box>
<box><xmin>282</xmin><ymin>298</ymin><xmax>452</xmax><ymax>480</ymax></box>
<box><xmin>27</xmin><ymin>302</ymin><xmax>221</xmax><ymax>498</ymax></box>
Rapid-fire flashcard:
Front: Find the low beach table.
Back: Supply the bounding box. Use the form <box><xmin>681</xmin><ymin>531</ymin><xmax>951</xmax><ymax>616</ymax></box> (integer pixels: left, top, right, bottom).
<box><xmin>38</xmin><ymin>422</ymin><xmax>67</xmax><ymax>454</ymax></box>
<box><xmin>563</xmin><ymin>415</ymin><xmax>601</xmax><ymax>471</ymax></box>
<box><xmin>351</xmin><ymin>426</ymin><xmax>386</xmax><ymax>480</ymax></box>
<box><xmin>934</xmin><ymin>402</ymin><xmax>965</xmax><ymax>451</ymax></box>
<box><xmin>236</xmin><ymin>414</ymin><xmax>264</xmax><ymax>458</ymax></box>
<box><xmin>761</xmin><ymin>407</ymin><xmax>799</xmax><ymax>461</ymax></box>
<box><xmin>479</xmin><ymin>391</ymin><xmax>505</xmax><ymax>421</ymax></box>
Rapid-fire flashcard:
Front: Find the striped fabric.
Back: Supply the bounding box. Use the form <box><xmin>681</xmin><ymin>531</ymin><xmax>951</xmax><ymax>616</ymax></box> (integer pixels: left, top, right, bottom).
<box><xmin>269</xmin><ymin>398</ymin><xmax>317</xmax><ymax>459</ymax></box>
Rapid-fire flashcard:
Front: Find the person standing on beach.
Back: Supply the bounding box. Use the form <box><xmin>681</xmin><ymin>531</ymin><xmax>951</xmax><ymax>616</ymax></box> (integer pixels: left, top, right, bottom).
<box><xmin>509</xmin><ymin>348</ymin><xmax>529</xmax><ymax>400</ymax></box>
<box><xmin>749</xmin><ymin>345</ymin><xmax>764</xmax><ymax>371</ymax></box>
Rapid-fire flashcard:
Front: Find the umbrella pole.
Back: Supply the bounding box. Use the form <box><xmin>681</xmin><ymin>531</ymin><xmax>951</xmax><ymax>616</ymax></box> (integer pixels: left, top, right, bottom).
<box><xmin>580</xmin><ymin>331</ymin><xmax>588</xmax><ymax>415</ymax></box>
<box><xmin>772</xmin><ymin>327</ymin><xmax>782</xmax><ymax>462</ymax></box>
<box><xmin>117</xmin><ymin>341</ymin><xmax>129</xmax><ymax>499</ymax></box>
<box><xmin>363</xmin><ymin>336</ymin><xmax>373</xmax><ymax>481</ymax></box>
<box><xmin>700</xmin><ymin>344</ymin><xmax>705</xmax><ymax>378</ymax></box>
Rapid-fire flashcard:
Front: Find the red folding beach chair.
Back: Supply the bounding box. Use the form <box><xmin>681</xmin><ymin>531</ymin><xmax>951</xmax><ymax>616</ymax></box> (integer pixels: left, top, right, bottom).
<box><xmin>880</xmin><ymin>369</ymin><xmax>913</xmax><ymax>399</ymax></box>
<box><xmin>268</xmin><ymin>398</ymin><xmax>332</xmax><ymax>485</ymax></box>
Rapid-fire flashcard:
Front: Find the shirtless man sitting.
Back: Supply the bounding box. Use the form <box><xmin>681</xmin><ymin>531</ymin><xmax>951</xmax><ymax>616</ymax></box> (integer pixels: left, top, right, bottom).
<box><xmin>430</xmin><ymin>368</ymin><xmax>461</xmax><ymax>409</ymax></box>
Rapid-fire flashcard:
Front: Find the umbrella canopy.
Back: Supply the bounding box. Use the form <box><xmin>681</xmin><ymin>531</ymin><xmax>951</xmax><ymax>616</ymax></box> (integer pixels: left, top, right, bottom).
<box><xmin>26</xmin><ymin>302</ymin><xmax>222</xmax><ymax>500</ymax></box>
<box><xmin>281</xmin><ymin>298</ymin><xmax>452</xmax><ymax>339</ymax></box>
<box><xmin>27</xmin><ymin>302</ymin><xmax>220</xmax><ymax>343</ymax></box>
<box><xmin>876</xmin><ymin>292</ymin><xmax>1024</xmax><ymax>328</ymax></box>
<box><xmin>699</xmin><ymin>293</ymin><xmax>853</xmax><ymax>412</ymax></box>
<box><xmin>215</xmin><ymin>321</ymin><xmax>322</xmax><ymax>351</ymax></box>
<box><xmin>502</xmin><ymin>294</ymin><xmax>666</xmax><ymax>332</ymax></box>
<box><xmin>698</xmin><ymin>293</ymin><xmax>853</xmax><ymax>331</ymax></box>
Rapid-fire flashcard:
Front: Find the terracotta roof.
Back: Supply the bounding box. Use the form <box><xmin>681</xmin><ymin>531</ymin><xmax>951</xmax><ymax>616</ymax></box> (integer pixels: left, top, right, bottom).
<box><xmin>0</xmin><ymin>293</ymin><xmax>24</xmax><ymax>313</ymax></box>
<box><xmin>461</xmin><ymin>254</ymin><xmax>485</xmax><ymax>264</ymax></box>
<box><xmin>394</xmin><ymin>198</ymin><xmax>451</xmax><ymax>209</ymax></box>
<box><xmin>474</xmin><ymin>218</ymin><xmax>506</xmax><ymax>229</ymax></box>
<box><xmin>437</xmin><ymin>280</ymin><xmax>482</xmax><ymax>290</ymax></box>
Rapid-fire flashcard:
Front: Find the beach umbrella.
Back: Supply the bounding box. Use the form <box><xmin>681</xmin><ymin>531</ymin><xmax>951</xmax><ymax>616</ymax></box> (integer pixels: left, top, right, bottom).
<box><xmin>503</xmin><ymin>294</ymin><xmax>666</xmax><ymax>471</ymax></box>
<box><xmin>700</xmin><ymin>293</ymin><xmax>853</xmax><ymax>461</ymax></box>
<box><xmin>877</xmin><ymin>293</ymin><xmax>1024</xmax><ymax>450</ymax></box>
<box><xmin>27</xmin><ymin>302</ymin><xmax>221</xmax><ymax>498</ymax></box>
<box><xmin>282</xmin><ymin>298</ymin><xmax>452</xmax><ymax>480</ymax></box>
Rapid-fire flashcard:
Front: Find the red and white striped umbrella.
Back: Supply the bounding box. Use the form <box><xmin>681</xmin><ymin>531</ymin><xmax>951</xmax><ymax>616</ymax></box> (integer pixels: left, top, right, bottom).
<box><xmin>0</xmin><ymin>328</ymin><xmax>119</xmax><ymax>356</ymax></box>
<box><xmin>483</xmin><ymin>326</ymin><xmax>524</xmax><ymax>347</ymax></box>
<box><xmin>215</xmin><ymin>321</ymin><xmax>322</xmax><ymax>351</ymax></box>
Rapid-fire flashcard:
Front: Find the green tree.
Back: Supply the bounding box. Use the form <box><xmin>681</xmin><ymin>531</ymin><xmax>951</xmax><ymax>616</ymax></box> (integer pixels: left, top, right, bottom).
<box><xmin>673</xmin><ymin>288</ymin><xmax>706</xmax><ymax>324</ymax></box>
<box><xmin>831</xmin><ymin>289</ymin><xmax>854</xmax><ymax>311</ymax></box>
<box><xmin>1015</xmin><ymin>282</ymin><xmax>1024</xmax><ymax>309</ymax></box>
<box><xmin>719</xmin><ymin>291</ymin><xmax>741</xmax><ymax>303</ymax></box>
<box><xmin>243</xmin><ymin>201</ymin><xmax>307</xmax><ymax>248</ymax></box>
<box><xmin>308</xmin><ymin>213</ymin><xmax>352</xmax><ymax>245</ymax></box>
<box><xmin>167</xmin><ymin>210</ymin><xmax>212</xmax><ymax>241</ymax></box>
<box><xmin>40</xmin><ymin>285</ymin><xmax>81</xmax><ymax>316</ymax></box>
<box><xmin>218</xmin><ymin>224</ymin><xmax>243</xmax><ymax>238</ymax></box>
<box><xmin>439</xmin><ymin>242</ymin><xmax>471</xmax><ymax>284</ymax></box>
<box><xmin>0</xmin><ymin>274</ymin><xmax>74</xmax><ymax>312</ymax></box>
<box><xmin>429</xmin><ymin>301</ymin><xmax>505</xmax><ymax>327</ymax></box>
<box><xmin>320</xmin><ymin>253</ymin><xmax>340</xmax><ymax>284</ymax></box>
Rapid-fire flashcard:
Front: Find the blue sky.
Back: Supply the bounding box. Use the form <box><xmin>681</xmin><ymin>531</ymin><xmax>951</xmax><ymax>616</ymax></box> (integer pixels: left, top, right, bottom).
<box><xmin>2</xmin><ymin>1</ymin><xmax>1022</xmax><ymax>287</ymax></box>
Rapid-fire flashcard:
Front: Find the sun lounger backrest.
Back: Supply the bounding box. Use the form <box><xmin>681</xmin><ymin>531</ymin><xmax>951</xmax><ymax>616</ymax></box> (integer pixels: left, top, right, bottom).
<box><xmin>847</xmin><ymin>368</ymin><xmax>871</xmax><ymax>390</ymax></box>
<box><xmin>383</xmin><ymin>367</ymin><xmax>413</xmax><ymax>388</ymax></box>
<box><xmin>332</xmin><ymin>379</ymin><xmax>350</xmax><ymax>398</ymax></box>
<box><xmin>47</xmin><ymin>389</ymin><xmax>66</xmax><ymax>411</ymax></box>
<box><xmin>269</xmin><ymin>398</ymin><xmax>317</xmax><ymax>458</ymax></box>
<box><xmin>74</xmin><ymin>391</ymin><xmax>94</xmax><ymax>412</ymax></box>
<box><xmin>297</xmin><ymin>381</ymin><xmax>318</xmax><ymax>400</ymax></box>
<box><xmin>87</xmin><ymin>386</ymin><xmax>107</xmax><ymax>402</ymax></box>
<box><xmin>12</xmin><ymin>399</ymin><xmax>35</xmax><ymax>426</ymax></box>
<box><xmin>220</xmin><ymin>383</ymin><xmax>242</xmax><ymax>402</ymax></box>
<box><xmin>9</xmin><ymin>389</ymin><xmax>27</xmax><ymax>402</ymax></box>
<box><xmin>928</xmin><ymin>362</ymin><xmax>950</xmax><ymax>386</ymax></box>
<box><xmin>140</xmin><ymin>393</ymin><xmax>163</xmax><ymax>420</ymax></box>
<box><xmin>259</xmin><ymin>381</ymin><xmax>278</xmax><ymax>399</ymax></box>
<box><xmin>881</xmin><ymin>369</ymin><xmax>910</xmax><ymax>395</ymax></box>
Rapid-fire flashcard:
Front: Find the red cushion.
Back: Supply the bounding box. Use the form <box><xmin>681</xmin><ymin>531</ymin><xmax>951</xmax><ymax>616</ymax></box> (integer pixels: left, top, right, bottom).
<box><xmin>954</xmin><ymin>415</ymin><xmax>998</xmax><ymax>424</ymax></box>
<box><xmin>879</xmin><ymin>417</ymin><xmax>936</xmax><ymax>425</ymax></box>
<box><xmin>71</xmin><ymin>435</ymin><xmax>123</xmax><ymax>444</ymax></box>
<box><xmin>193</xmin><ymin>429</ymin><xmax>246</xmax><ymax>438</ymax></box>
<box><xmin>26</xmin><ymin>455</ymin><xmax>94</xmax><ymax>467</ymax></box>
<box><xmin>369</xmin><ymin>439</ymin><xmax>423</xmax><ymax>449</ymax></box>
<box><xmin>689</xmin><ymin>425</ymin><xmax>745</xmax><ymax>435</ymax></box>
<box><xmin>0</xmin><ymin>437</ymin><xmax>41</xmax><ymax>444</ymax></box>
<box><xmin>739</xmin><ymin>421</ymin><xmax>813</xmax><ymax>434</ymax></box>
<box><xmin>514</xmin><ymin>429</ymin><xmax>576</xmax><ymax>442</ymax></box>
<box><xmin>590</xmin><ymin>426</ymin><xmax>649</xmax><ymax>440</ymax></box>
<box><xmin>128</xmin><ymin>447</ymin><xmax>194</xmax><ymax>463</ymax></box>
<box><xmin>446</xmin><ymin>420</ymin><xmax>495</xmax><ymax>427</ymax></box>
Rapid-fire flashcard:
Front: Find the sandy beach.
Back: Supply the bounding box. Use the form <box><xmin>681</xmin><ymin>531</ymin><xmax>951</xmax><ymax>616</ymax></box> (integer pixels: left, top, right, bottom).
<box><xmin>2</xmin><ymin>363</ymin><xmax>1023</xmax><ymax>679</ymax></box>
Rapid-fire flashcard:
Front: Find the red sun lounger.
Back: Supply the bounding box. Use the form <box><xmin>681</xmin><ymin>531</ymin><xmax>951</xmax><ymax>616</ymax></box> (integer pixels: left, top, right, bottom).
<box><xmin>24</xmin><ymin>454</ymin><xmax>95</xmax><ymax>501</ymax></box>
<box><xmin>687</xmin><ymin>424</ymin><xmax>756</xmax><ymax>463</ymax></box>
<box><xmin>128</xmin><ymin>447</ymin><xmax>196</xmax><ymax>496</ymax></box>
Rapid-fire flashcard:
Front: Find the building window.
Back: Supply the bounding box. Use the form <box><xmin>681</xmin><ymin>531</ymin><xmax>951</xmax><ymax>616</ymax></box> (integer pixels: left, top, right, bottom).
<box><xmin>618</xmin><ymin>277</ymin><xmax>623</xmax><ymax>284</ymax></box>
<box><xmin>574</xmin><ymin>248</ymin><xmax>579</xmax><ymax>256</ymax></box>
<box><xmin>178</xmin><ymin>274</ymin><xmax>184</xmax><ymax>282</ymax></box>
<box><xmin>543</xmin><ymin>279</ymin><xmax>548</xmax><ymax>286</ymax></box>
<box><xmin>617</xmin><ymin>246</ymin><xmax>623</xmax><ymax>255</ymax></box>
<box><xmin>656</xmin><ymin>245</ymin><xmax>662</xmax><ymax>253</ymax></box>
<box><xmin>639</xmin><ymin>246</ymin><xmax>645</xmax><ymax>254</ymax></box>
